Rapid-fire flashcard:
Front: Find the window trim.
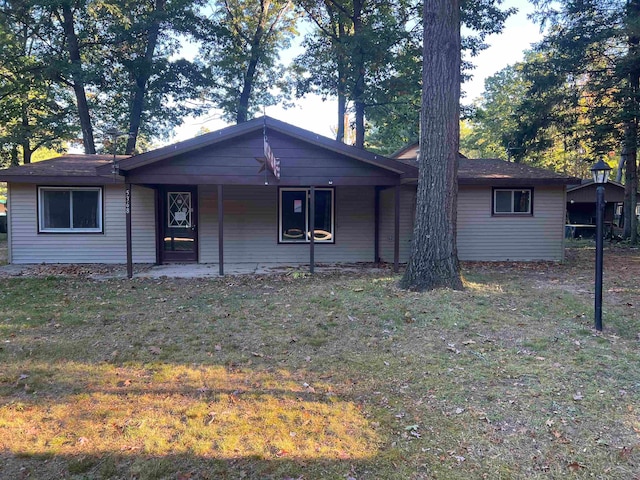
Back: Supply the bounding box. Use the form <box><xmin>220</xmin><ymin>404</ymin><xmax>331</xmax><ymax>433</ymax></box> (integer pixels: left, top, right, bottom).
<box><xmin>278</xmin><ymin>187</ymin><xmax>335</xmax><ymax>244</ymax></box>
<box><xmin>492</xmin><ymin>187</ymin><xmax>534</xmax><ymax>216</ymax></box>
<box><xmin>37</xmin><ymin>186</ymin><xmax>104</xmax><ymax>234</ymax></box>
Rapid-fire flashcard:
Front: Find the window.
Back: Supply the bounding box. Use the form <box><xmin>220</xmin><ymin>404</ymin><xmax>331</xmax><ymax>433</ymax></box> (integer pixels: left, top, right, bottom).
<box><xmin>38</xmin><ymin>187</ymin><xmax>103</xmax><ymax>233</ymax></box>
<box><xmin>493</xmin><ymin>188</ymin><xmax>533</xmax><ymax>215</ymax></box>
<box><xmin>279</xmin><ymin>188</ymin><xmax>334</xmax><ymax>243</ymax></box>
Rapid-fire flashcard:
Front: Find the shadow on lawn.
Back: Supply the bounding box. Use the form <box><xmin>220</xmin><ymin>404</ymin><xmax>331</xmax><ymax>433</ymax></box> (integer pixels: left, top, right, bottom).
<box><xmin>1</xmin><ymin>360</ymin><xmax>392</xmax><ymax>479</ymax></box>
<box><xmin>1</xmin><ymin>452</ymin><xmax>398</xmax><ymax>479</ymax></box>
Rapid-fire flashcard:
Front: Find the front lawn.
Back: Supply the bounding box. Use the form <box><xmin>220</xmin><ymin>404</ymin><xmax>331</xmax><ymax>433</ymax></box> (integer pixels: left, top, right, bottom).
<box><xmin>1</xmin><ymin>246</ymin><xmax>639</xmax><ymax>479</ymax></box>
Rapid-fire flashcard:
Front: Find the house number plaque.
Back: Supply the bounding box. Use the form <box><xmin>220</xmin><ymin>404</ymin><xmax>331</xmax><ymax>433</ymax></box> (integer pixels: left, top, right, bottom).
<box><xmin>125</xmin><ymin>187</ymin><xmax>131</xmax><ymax>214</ymax></box>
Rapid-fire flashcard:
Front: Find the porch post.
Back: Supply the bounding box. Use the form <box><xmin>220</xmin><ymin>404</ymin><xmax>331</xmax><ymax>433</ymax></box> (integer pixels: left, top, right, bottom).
<box><xmin>374</xmin><ymin>186</ymin><xmax>381</xmax><ymax>263</ymax></box>
<box><xmin>154</xmin><ymin>188</ymin><xmax>161</xmax><ymax>265</ymax></box>
<box><xmin>126</xmin><ymin>183</ymin><xmax>133</xmax><ymax>278</ymax></box>
<box><xmin>309</xmin><ymin>186</ymin><xmax>315</xmax><ymax>274</ymax></box>
<box><xmin>394</xmin><ymin>185</ymin><xmax>400</xmax><ymax>273</ymax></box>
<box><xmin>218</xmin><ymin>184</ymin><xmax>224</xmax><ymax>276</ymax></box>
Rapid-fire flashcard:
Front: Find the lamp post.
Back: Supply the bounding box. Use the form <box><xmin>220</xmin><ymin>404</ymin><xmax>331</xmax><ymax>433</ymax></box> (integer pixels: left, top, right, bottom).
<box><xmin>590</xmin><ymin>158</ymin><xmax>612</xmax><ymax>332</ymax></box>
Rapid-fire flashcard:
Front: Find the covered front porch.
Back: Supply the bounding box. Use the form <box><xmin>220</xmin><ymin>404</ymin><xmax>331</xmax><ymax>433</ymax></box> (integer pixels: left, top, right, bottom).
<box><xmin>123</xmin><ymin>183</ymin><xmax>408</xmax><ymax>278</ymax></box>
<box><xmin>110</xmin><ymin>117</ymin><xmax>418</xmax><ymax>279</ymax></box>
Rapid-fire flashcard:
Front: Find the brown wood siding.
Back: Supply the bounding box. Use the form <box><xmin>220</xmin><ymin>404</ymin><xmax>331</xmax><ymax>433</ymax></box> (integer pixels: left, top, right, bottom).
<box><xmin>198</xmin><ymin>185</ymin><xmax>375</xmax><ymax>264</ymax></box>
<box><xmin>8</xmin><ymin>183</ymin><xmax>155</xmax><ymax>264</ymax></box>
<box><xmin>127</xmin><ymin>130</ymin><xmax>400</xmax><ymax>186</ymax></box>
<box><xmin>567</xmin><ymin>183</ymin><xmax>625</xmax><ymax>203</ymax></box>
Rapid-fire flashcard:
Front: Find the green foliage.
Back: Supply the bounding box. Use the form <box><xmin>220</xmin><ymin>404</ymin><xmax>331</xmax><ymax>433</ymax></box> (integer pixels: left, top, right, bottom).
<box><xmin>509</xmin><ymin>0</ymin><xmax>636</xmax><ymax>159</ymax></box>
<box><xmin>293</xmin><ymin>0</ymin><xmax>419</xmax><ymax>147</ymax></box>
<box><xmin>93</xmin><ymin>0</ymin><xmax>212</xmax><ymax>152</ymax></box>
<box><xmin>0</xmin><ymin>0</ymin><xmax>214</xmax><ymax>158</ymax></box>
<box><xmin>460</xmin><ymin>64</ymin><xmax>526</xmax><ymax>160</ymax></box>
<box><xmin>199</xmin><ymin>0</ymin><xmax>298</xmax><ymax>124</ymax></box>
<box><xmin>362</xmin><ymin>0</ymin><xmax>515</xmax><ymax>153</ymax></box>
<box><xmin>0</xmin><ymin>1</ymin><xmax>77</xmax><ymax>165</ymax></box>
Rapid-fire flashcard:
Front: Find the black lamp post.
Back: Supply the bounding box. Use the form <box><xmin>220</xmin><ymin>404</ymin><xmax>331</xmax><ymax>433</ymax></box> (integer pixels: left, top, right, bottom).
<box><xmin>590</xmin><ymin>158</ymin><xmax>612</xmax><ymax>332</ymax></box>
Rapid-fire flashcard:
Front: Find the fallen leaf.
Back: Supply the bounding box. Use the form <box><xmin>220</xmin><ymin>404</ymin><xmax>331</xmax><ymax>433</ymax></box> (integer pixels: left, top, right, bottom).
<box><xmin>573</xmin><ymin>392</ymin><xmax>584</xmax><ymax>401</ymax></box>
<box><xmin>251</xmin><ymin>352</ymin><xmax>264</xmax><ymax>357</ymax></box>
<box><xmin>353</xmin><ymin>288</ymin><xmax>364</xmax><ymax>292</ymax></box>
<box><xmin>567</xmin><ymin>462</ymin><xmax>585</xmax><ymax>471</ymax></box>
<box><xmin>462</xmin><ymin>340</ymin><xmax>476</xmax><ymax>345</ymax></box>
<box><xmin>149</xmin><ymin>346</ymin><xmax>161</xmax><ymax>355</ymax></box>
<box><xmin>214</xmin><ymin>344</ymin><xmax>222</xmax><ymax>351</ymax></box>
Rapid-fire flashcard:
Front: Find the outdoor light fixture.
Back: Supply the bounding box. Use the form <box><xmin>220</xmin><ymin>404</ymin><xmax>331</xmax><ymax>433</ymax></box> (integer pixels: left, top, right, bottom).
<box><xmin>590</xmin><ymin>158</ymin><xmax>612</xmax><ymax>332</ymax></box>
<box><xmin>591</xmin><ymin>158</ymin><xmax>611</xmax><ymax>184</ymax></box>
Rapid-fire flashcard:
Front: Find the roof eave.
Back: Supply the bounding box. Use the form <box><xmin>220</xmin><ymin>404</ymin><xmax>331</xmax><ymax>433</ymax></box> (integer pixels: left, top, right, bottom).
<box><xmin>458</xmin><ymin>177</ymin><xmax>579</xmax><ymax>186</ymax></box>
<box><xmin>0</xmin><ymin>174</ymin><xmax>123</xmax><ymax>184</ymax></box>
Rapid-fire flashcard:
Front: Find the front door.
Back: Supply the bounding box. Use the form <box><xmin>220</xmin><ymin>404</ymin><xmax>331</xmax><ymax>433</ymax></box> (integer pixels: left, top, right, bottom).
<box><xmin>160</xmin><ymin>187</ymin><xmax>198</xmax><ymax>262</ymax></box>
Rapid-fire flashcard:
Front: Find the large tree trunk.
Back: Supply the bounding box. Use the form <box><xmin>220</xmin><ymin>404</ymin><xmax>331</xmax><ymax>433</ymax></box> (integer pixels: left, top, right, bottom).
<box><xmin>622</xmin><ymin>0</ymin><xmax>639</xmax><ymax>244</ymax></box>
<box><xmin>125</xmin><ymin>0</ymin><xmax>165</xmax><ymax>154</ymax></box>
<box><xmin>623</xmin><ymin>120</ymin><xmax>638</xmax><ymax>243</ymax></box>
<box><xmin>400</xmin><ymin>0</ymin><xmax>463</xmax><ymax>291</ymax></box>
<box><xmin>60</xmin><ymin>2</ymin><xmax>95</xmax><ymax>154</ymax></box>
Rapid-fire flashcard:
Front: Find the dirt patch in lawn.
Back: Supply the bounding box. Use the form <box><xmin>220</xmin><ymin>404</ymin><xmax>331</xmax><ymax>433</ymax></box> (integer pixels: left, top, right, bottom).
<box><xmin>0</xmin><ymin>245</ymin><xmax>639</xmax><ymax>479</ymax></box>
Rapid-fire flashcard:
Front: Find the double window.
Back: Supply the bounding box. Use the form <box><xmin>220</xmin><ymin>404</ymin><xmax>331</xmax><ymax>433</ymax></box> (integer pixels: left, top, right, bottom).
<box><xmin>38</xmin><ymin>186</ymin><xmax>103</xmax><ymax>233</ymax></box>
<box><xmin>493</xmin><ymin>188</ymin><xmax>533</xmax><ymax>215</ymax></box>
<box><xmin>279</xmin><ymin>187</ymin><xmax>334</xmax><ymax>243</ymax></box>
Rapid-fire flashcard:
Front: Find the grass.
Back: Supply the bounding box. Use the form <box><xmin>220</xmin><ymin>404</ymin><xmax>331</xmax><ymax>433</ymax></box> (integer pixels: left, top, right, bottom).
<box><xmin>1</xmin><ymin>246</ymin><xmax>640</xmax><ymax>479</ymax></box>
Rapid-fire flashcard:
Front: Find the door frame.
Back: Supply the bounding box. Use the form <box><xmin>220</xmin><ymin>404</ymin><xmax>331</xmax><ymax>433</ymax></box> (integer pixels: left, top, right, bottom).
<box><xmin>158</xmin><ymin>185</ymin><xmax>199</xmax><ymax>263</ymax></box>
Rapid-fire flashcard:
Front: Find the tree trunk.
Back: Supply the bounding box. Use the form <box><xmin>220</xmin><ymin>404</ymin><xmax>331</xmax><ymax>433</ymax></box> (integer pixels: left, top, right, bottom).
<box><xmin>20</xmin><ymin>105</ymin><xmax>33</xmax><ymax>165</ymax></box>
<box><xmin>623</xmin><ymin>120</ymin><xmax>638</xmax><ymax>243</ymax></box>
<box><xmin>236</xmin><ymin>0</ymin><xmax>270</xmax><ymax>124</ymax></box>
<box><xmin>60</xmin><ymin>2</ymin><xmax>95</xmax><ymax>154</ymax></box>
<box><xmin>10</xmin><ymin>146</ymin><xmax>19</xmax><ymax>167</ymax></box>
<box><xmin>237</xmin><ymin>50</ymin><xmax>260</xmax><ymax>124</ymax></box>
<box><xmin>125</xmin><ymin>0</ymin><xmax>165</xmax><ymax>154</ymax></box>
<box><xmin>622</xmin><ymin>0</ymin><xmax>639</xmax><ymax>244</ymax></box>
<box><xmin>22</xmin><ymin>141</ymin><xmax>32</xmax><ymax>164</ymax></box>
<box><xmin>336</xmin><ymin>92</ymin><xmax>346</xmax><ymax>142</ymax></box>
<box><xmin>352</xmin><ymin>0</ymin><xmax>365</xmax><ymax>148</ymax></box>
<box><xmin>400</xmin><ymin>0</ymin><xmax>463</xmax><ymax>291</ymax></box>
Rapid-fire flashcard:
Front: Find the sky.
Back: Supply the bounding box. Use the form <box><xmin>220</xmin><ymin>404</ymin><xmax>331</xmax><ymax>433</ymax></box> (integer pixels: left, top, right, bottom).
<box><xmin>172</xmin><ymin>0</ymin><xmax>544</xmax><ymax>143</ymax></box>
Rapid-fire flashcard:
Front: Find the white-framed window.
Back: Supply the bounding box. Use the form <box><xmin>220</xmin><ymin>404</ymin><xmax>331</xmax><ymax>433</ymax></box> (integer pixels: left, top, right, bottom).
<box><xmin>493</xmin><ymin>188</ymin><xmax>533</xmax><ymax>215</ymax></box>
<box><xmin>279</xmin><ymin>187</ymin><xmax>335</xmax><ymax>243</ymax></box>
<box><xmin>38</xmin><ymin>186</ymin><xmax>103</xmax><ymax>233</ymax></box>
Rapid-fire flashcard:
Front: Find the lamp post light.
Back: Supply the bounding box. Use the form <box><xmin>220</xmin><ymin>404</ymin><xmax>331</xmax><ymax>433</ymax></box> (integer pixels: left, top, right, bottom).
<box><xmin>590</xmin><ymin>158</ymin><xmax>612</xmax><ymax>332</ymax></box>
